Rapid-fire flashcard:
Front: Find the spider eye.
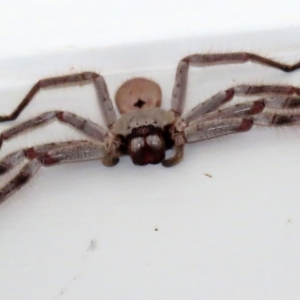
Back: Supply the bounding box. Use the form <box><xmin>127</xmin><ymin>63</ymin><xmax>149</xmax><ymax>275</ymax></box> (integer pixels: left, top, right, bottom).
<box><xmin>115</xmin><ymin>78</ymin><xmax>162</xmax><ymax>114</ymax></box>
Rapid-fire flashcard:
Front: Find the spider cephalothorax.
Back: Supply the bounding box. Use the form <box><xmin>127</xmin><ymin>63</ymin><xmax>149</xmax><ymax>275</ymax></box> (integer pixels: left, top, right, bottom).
<box><xmin>112</xmin><ymin>95</ymin><xmax>177</xmax><ymax>166</ymax></box>
<box><xmin>1</xmin><ymin>52</ymin><xmax>300</xmax><ymax>203</ymax></box>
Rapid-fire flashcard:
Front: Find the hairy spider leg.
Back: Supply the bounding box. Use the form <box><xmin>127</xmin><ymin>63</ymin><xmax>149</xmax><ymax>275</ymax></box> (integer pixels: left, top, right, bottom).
<box><xmin>0</xmin><ymin>72</ymin><xmax>117</xmax><ymax>128</ymax></box>
<box><xmin>171</xmin><ymin>52</ymin><xmax>300</xmax><ymax>117</ymax></box>
<box><xmin>0</xmin><ymin>140</ymin><xmax>105</xmax><ymax>204</ymax></box>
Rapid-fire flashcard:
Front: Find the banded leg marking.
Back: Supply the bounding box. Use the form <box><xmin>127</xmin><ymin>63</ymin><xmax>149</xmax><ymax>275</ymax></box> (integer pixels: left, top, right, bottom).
<box><xmin>0</xmin><ymin>140</ymin><xmax>105</xmax><ymax>204</ymax></box>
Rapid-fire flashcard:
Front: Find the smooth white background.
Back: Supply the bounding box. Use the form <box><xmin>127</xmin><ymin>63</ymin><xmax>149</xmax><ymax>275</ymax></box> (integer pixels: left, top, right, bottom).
<box><xmin>0</xmin><ymin>1</ymin><xmax>300</xmax><ymax>299</ymax></box>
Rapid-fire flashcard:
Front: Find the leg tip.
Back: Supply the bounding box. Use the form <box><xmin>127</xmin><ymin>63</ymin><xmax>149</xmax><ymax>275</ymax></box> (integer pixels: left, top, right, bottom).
<box><xmin>102</xmin><ymin>156</ymin><xmax>119</xmax><ymax>167</ymax></box>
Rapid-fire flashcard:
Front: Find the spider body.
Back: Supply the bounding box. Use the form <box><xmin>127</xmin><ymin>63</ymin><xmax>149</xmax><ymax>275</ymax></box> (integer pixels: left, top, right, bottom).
<box><xmin>1</xmin><ymin>52</ymin><xmax>300</xmax><ymax>203</ymax></box>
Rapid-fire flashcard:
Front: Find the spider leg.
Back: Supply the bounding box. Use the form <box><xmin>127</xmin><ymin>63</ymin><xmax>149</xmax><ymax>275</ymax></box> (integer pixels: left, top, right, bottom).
<box><xmin>171</xmin><ymin>52</ymin><xmax>300</xmax><ymax>116</ymax></box>
<box><xmin>0</xmin><ymin>111</ymin><xmax>108</xmax><ymax>148</ymax></box>
<box><xmin>162</xmin><ymin>117</ymin><xmax>253</xmax><ymax>167</ymax></box>
<box><xmin>184</xmin><ymin>118</ymin><xmax>253</xmax><ymax>143</ymax></box>
<box><xmin>0</xmin><ymin>72</ymin><xmax>117</xmax><ymax>128</ymax></box>
<box><xmin>252</xmin><ymin>111</ymin><xmax>300</xmax><ymax>126</ymax></box>
<box><xmin>0</xmin><ymin>159</ymin><xmax>41</xmax><ymax>204</ymax></box>
<box><xmin>198</xmin><ymin>95</ymin><xmax>300</xmax><ymax>122</ymax></box>
<box><xmin>0</xmin><ymin>140</ymin><xmax>105</xmax><ymax>204</ymax></box>
<box><xmin>0</xmin><ymin>140</ymin><xmax>88</xmax><ymax>175</ymax></box>
<box><xmin>165</xmin><ymin>85</ymin><xmax>300</xmax><ymax>166</ymax></box>
<box><xmin>184</xmin><ymin>107</ymin><xmax>300</xmax><ymax>145</ymax></box>
<box><xmin>184</xmin><ymin>84</ymin><xmax>300</xmax><ymax>122</ymax></box>
<box><xmin>198</xmin><ymin>100</ymin><xmax>265</xmax><ymax>122</ymax></box>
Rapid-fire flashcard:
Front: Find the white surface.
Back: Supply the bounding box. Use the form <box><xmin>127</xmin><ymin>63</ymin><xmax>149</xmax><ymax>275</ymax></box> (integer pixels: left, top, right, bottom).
<box><xmin>0</xmin><ymin>0</ymin><xmax>300</xmax><ymax>59</ymax></box>
<box><xmin>0</xmin><ymin>1</ymin><xmax>300</xmax><ymax>300</ymax></box>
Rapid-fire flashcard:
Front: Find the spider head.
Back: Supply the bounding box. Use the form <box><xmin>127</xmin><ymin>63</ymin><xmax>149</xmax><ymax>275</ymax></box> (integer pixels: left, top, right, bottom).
<box><xmin>112</xmin><ymin>108</ymin><xmax>175</xmax><ymax>166</ymax></box>
<box><xmin>115</xmin><ymin>78</ymin><xmax>162</xmax><ymax>114</ymax></box>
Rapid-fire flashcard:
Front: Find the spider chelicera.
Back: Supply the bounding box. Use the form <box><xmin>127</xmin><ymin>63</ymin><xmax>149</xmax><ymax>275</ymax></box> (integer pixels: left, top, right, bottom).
<box><xmin>1</xmin><ymin>52</ymin><xmax>300</xmax><ymax>204</ymax></box>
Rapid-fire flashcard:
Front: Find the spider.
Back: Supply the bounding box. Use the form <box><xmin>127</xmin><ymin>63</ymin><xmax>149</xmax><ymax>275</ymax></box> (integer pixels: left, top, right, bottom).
<box><xmin>1</xmin><ymin>52</ymin><xmax>300</xmax><ymax>204</ymax></box>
